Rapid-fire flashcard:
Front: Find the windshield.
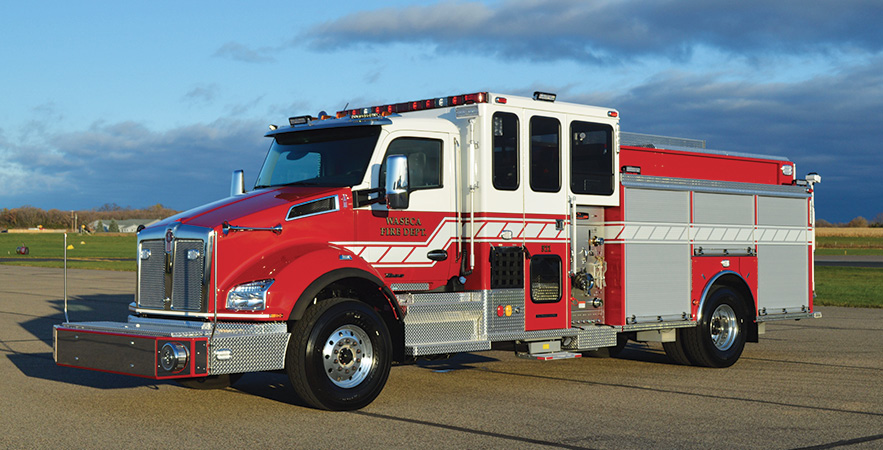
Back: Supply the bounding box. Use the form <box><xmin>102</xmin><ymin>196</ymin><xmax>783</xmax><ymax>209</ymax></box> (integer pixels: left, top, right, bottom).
<box><xmin>255</xmin><ymin>126</ymin><xmax>381</xmax><ymax>188</ymax></box>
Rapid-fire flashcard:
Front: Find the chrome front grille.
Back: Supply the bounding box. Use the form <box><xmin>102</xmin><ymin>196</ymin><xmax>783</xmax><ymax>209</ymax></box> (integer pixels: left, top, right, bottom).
<box><xmin>137</xmin><ymin>225</ymin><xmax>211</xmax><ymax>313</ymax></box>
<box><xmin>171</xmin><ymin>240</ymin><xmax>205</xmax><ymax>311</ymax></box>
<box><xmin>139</xmin><ymin>240</ymin><xmax>166</xmax><ymax>309</ymax></box>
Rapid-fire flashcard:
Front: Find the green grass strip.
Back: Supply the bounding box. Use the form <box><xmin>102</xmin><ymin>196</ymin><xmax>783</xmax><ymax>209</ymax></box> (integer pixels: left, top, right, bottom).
<box><xmin>814</xmin><ymin>266</ymin><xmax>883</xmax><ymax>308</ymax></box>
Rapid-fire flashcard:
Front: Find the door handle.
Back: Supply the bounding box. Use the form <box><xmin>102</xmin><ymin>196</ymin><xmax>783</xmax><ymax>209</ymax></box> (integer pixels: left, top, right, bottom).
<box><xmin>427</xmin><ymin>249</ymin><xmax>448</xmax><ymax>261</ymax></box>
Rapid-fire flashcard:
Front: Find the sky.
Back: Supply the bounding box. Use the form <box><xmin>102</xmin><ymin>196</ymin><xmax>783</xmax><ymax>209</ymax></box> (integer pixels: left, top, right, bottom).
<box><xmin>1</xmin><ymin>0</ymin><xmax>881</xmax><ymax>223</ymax></box>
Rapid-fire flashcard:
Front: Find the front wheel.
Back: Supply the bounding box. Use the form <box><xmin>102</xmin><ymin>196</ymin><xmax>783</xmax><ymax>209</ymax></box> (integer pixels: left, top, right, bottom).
<box><xmin>286</xmin><ymin>298</ymin><xmax>392</xmax><ymax>410</ymax></box>
<box><xmin>681</xmin><ymin>287</ymin><xmax>748</xmax><ymax>368</ymax></box>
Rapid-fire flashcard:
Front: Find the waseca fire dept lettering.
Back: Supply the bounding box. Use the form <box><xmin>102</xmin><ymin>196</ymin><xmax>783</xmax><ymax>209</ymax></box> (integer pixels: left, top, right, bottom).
<box><xmin>380</xmin><ymin>216</ymin><xmax>426</xmax><ymax>236</ymax></box>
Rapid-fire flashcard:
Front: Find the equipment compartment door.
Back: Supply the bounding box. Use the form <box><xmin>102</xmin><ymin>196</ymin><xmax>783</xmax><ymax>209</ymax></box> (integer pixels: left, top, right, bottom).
<box><xmin>523</xmin><ymin>244</ymin><xmax>568</xmax><ymax>330</ymax></box>
<box><xmin>522</xmin><ymin>111</ymin><xmax>569</xmax><ymax>331</ymax></box>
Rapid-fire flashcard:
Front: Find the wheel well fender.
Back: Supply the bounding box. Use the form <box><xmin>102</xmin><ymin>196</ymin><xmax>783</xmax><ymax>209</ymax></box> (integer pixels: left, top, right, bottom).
<box><xmin>698</xmin><ymin>271</ymin><xmax>759</xmax><ymax>342</ymax></box>
<box><xmin>289</xmin><ymin>267</ymin><xmax>406</xmax><ymax>361</ymax></box>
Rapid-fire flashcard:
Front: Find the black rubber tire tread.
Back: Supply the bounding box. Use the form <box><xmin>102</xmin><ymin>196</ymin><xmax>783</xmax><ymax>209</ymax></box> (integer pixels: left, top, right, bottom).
<box><xmin>681</xmin><ymin>287</ymin><xmax>747</xmax><ymax>368</ymax></box>
<box><xmin>662</xmin><ymin>332</ymin><xmax>692</xmax><ymax>365</ymax></box>
<box><xmin>176</xmin><ymin>373</ymin><xmax>242</xmax><ymax>390</ymax></box>
<box><xmin>286</xmin><ymin>297</ymin><xmax>392</xmax><ymax>410</ymax></box>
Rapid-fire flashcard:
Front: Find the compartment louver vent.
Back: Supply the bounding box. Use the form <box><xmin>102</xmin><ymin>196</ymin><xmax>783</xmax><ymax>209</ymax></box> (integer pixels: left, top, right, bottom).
<box><xmin>287</xmin><ymin>196</ymin><xmax>338</xmax><ymax>221</ymax></box>
<box><xmin>490</xmin><ymin>246</ymin><xmax>524</xmax><ymax>289</ymax></box>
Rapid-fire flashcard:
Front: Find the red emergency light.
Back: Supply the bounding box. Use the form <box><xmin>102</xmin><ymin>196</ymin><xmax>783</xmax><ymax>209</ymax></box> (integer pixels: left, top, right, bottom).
<box><xmin>336</xmin><ymin>92</ymin><xmax>489</xmax><ymax>118</ymax></box>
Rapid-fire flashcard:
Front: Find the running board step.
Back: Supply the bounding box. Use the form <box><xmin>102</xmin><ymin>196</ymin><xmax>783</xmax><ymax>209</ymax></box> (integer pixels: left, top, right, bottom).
<box><xmin>517</xmin><ymin>351</ymin><xmax>582</xmax><ymax>361</ymax></box>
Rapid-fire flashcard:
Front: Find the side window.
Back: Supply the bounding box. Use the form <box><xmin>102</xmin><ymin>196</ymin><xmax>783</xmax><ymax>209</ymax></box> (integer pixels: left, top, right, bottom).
<box><xmin>380</xmin><ymin>137</ymin><xmax>443</xmax><ymax>191</ymax></box>
<box><xmin>571</xmin><ymin>121</ymin><xmax>614</xmax><ymax>195</ymax></box>
<box><xmin>530</xmin><ymin>116</ymin><xmax>560</xmax><ymax>193</ymax></box>
<box><xmin>530</xmin><ymin>255</ymin><xmax>561</xmax><ymax>303</ymax></box>
<box><xmin>492</xmin><ymin>112</ymin><xmax>519</xmax><ymax>190</ymax></box>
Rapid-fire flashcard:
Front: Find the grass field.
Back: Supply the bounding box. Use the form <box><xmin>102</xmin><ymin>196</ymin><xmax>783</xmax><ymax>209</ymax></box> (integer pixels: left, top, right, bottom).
<box><xmin>816</xmin><ymin>227</ymin><xmax>883</xmax><ymax>237</ymax></box>
<box><xmin>0</xmin><ymin>232</ymin><xmax>136</xmax><ymax>271</ymax></box>
<box><xmin>814</xmin><ymin>266</ymin><xmax>883</xmax><ymax>308</ymax></box>
<box><xmin>816</xmin><ymin>228</ymin><xmax>883</xmax><ymax>255</ymax></box>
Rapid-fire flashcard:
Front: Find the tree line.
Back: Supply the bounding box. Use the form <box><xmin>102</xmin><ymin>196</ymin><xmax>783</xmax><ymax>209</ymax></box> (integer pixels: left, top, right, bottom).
<box><xmin>0</xmin><ymin>204</ymin><xmax>179</xmax><ymax>230</ymax></box>
<box><xmin>817</xmin><ymin>214</ymin><xmax>883</xmax><ymax>228</ymax></box>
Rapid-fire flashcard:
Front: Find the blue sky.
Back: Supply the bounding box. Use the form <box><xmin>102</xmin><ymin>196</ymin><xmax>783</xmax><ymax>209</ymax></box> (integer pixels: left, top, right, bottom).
<box><xmin>2</xmin><ymin>0</ymin><xmax>881</xmax><ymax>222</ymax></box>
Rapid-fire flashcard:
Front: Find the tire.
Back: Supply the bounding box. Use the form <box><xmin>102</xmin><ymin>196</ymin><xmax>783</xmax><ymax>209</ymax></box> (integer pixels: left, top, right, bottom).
<box><xmin>176</xmin><ymin>373</ymin><xmax>242</xmax><ymax>390</ymax></box>
<box><xmin>662</xmin><ymin>333</ymin><xmax>692</xmax><ymax>365</ymax></box>
<box><xmin>682</xmin><ymin>287</ymin><xmax>747</xmax><ymax>368</ymax></box>
<box><xmin>286</xmin><ymin>298</ymin><xmax>392</xmax><ymax>410</ymax></box>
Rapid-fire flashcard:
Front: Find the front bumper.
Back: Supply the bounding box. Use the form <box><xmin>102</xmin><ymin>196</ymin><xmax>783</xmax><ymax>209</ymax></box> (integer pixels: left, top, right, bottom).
<box><xmin>54</xmin><ymin>317</ymin><xmax>290</xmax><ymax>379</ymax></box>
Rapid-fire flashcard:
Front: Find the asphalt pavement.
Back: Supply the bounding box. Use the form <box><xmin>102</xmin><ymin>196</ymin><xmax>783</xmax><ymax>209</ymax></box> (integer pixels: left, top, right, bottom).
<box><xmin>814</xmin><ymin>255</ymin><xmax>883</xmax><ymax>268</ymax></box>
<box><xmin>1</xmin><ymin>265</ymin><xmax>881</xmax><ymax>449</ymax></box>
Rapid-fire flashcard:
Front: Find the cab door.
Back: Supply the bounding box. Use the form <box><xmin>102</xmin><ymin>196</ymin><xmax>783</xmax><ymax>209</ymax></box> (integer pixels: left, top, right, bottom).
<box><xmin>353</xmin><ymin>129</ymin><xmax>459</xmax><ymax>291</ymax></box>
<box><xmin>521</xmin><ymin>112</ymin><xmax>569</xmax><ymax>331</ymax></box>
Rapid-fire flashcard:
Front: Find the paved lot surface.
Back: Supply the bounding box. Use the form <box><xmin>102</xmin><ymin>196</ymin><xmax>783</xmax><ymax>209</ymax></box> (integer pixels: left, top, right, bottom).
<box><xmin>814</xmin><ymin>255</ymin><xmax>883</xmax><ymax>268</ymax></box>
<box><xmin>1</xmin><ymin>265</ymin><xmax>881</xmax><ymax>449</ymax></box>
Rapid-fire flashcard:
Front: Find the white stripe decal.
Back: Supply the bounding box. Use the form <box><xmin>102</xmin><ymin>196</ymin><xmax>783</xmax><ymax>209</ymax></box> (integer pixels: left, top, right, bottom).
<box><xmin>603</xmin><ymin>222</ymin><xmax>808</xmax><ymax>245</ymax></box>
<box><xmin>331</xmin><ymin>217</ymin><xmax>567</xmax><ymax>267</ymax></box>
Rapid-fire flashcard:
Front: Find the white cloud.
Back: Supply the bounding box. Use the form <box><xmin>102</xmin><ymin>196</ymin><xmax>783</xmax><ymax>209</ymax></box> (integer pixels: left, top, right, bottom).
<box><xmin>183</xmin><ymin>84</ymin><xmax>220</xmax><ymax>106</ymax></box>
<box><xmin>571</xmin><ymin>59</ymin><xmax>883</xmax><ymax>221</ymax></box>
<box><xmin>304</xmin><ymin>0</ymin><xmax>883</xmax><ymax>64</ymax></box>
<box><xmin>213</xmin><ymin>42</ymin><xmax>276</xmax><ymax>63</ymax></box>
<box><xmin>0</xmin><ymin>119</ymin><xmax>268</xmax><ymax>210</ymax></box>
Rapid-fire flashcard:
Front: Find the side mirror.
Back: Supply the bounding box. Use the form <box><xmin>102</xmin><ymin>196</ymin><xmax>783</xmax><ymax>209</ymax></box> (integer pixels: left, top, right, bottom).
<box><xmin>231</xmin><ymin>170</ymin><xmax>245</xmax><ymax>196</ymax></box>
<box><xmin>385</xmin><ymin>154</ymin><xmax>409</xmax><ymax>209</ymax></box>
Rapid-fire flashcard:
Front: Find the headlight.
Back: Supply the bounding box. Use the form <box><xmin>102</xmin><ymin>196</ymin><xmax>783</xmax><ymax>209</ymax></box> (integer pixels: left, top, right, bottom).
<box><xmin>227</xmin><ymin>279</ymin><xmax>274</xmax><ymax>311</ymax></box>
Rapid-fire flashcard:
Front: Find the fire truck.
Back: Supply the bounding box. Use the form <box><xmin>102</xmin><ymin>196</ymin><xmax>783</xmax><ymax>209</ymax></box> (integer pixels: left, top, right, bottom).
<box><xmin>54</xmin><ymin>91</ymin><xmax>822</xmax><ymax>410</ymax></box>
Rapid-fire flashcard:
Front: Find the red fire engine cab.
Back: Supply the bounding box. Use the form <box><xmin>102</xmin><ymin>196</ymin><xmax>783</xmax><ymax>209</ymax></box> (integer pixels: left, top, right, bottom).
<box><xmin>54</xmin><ymin>92</ymin><xmax>821</xmax><ymax>410</ymax></box>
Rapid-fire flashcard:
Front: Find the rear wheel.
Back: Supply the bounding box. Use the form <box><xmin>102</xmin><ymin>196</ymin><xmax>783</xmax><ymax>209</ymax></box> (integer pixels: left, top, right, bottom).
<box><xmin>682</xmin><ymin>287</ymin><xmax>747</xmax><ymax>368</ymax></box>
<box><xmin>662</xmin><ymin>333</ymin><xmax>692</xmax><ymax>365</ymax></box>
<box><xmin>287</xmin><ymin>298</ymin><xmax>392</xmax><ymax>410</ymax></box>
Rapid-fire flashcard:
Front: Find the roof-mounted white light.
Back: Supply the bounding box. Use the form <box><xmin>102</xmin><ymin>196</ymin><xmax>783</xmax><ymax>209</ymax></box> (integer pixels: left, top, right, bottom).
<box><xmin>781</xmin><ymin>164</ymin><xmax>794</xmax><ymax>176</ymax></box>
<box><xmin>533</xmin><ymin>91</ymin><xmax>557</xmax><ymax>102</ymax></box>
<box><xmin>289</xmin><ymin>115</ymin><xmax>312</xmax><ymax>126</ymax></box>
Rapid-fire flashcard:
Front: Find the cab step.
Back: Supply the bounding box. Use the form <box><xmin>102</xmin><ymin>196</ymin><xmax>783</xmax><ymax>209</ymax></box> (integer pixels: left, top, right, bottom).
<box><xmin>517</xmin><ymin>351</ymin><xmax>582</xmax><ymax>361</ymax></box>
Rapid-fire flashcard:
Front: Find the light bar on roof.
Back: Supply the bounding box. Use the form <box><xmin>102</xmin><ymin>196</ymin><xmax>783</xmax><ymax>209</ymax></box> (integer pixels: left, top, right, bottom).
<box><xmin>336</xmin><ymin>92</ymin><xmax>489</xmax><ymax>118</ymax></box>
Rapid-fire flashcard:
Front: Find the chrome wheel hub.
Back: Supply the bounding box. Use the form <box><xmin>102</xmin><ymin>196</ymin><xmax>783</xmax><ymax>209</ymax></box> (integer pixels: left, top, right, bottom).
<box><xmin>709</xmin><ymin>304</ymin><xmax>738</xmax><ymax>351</ymax></box>
<box><xmin>322</xmin><ymin>325</ymin><xmax>373</xmax><ymax>388</ymax></box>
